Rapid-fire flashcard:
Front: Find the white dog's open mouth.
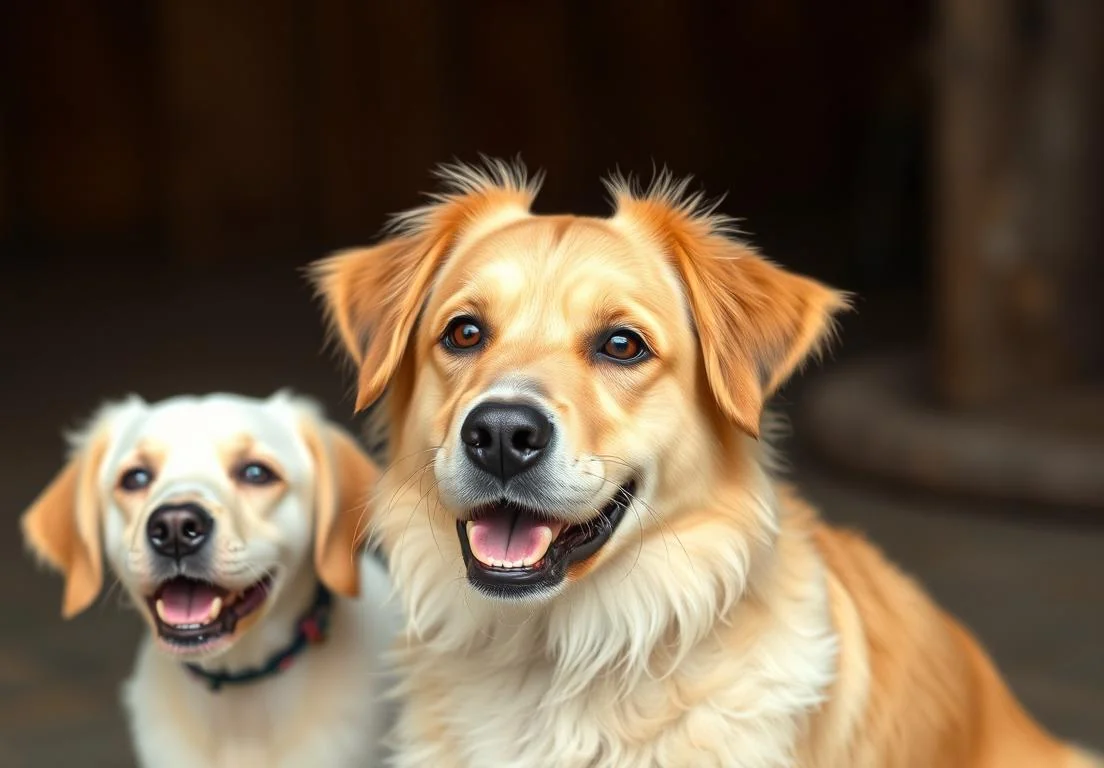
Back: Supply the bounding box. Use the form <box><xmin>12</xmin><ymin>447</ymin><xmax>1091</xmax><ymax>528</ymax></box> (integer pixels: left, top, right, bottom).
<box><xmin>146</xmin><ymin>575</ymin><xmax>272</xmax><ymax>650</ymax></box>
<box><xmin>456</xmin><ymin>480</ymin><xmax>636</xmax><ymax>598</ymax></box>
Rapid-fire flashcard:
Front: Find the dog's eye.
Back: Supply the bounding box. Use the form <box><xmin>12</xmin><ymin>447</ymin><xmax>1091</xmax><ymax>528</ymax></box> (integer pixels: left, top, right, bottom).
<box><xmin>442</xmin><ymin>316</ymin><xmax>485</xmax><ymax>352</ymax></box>
<box><xmin>237</xmin><ymin>462</ymin><xmax>279</xmax><ymax>486</ymax></box>
<box><xmin>119</xmin><ymin>467</ymin><xmax>154</xmax><ymax>492</ymax></box>
<box><xmin>598</xmin><ymin>329</ymin><xmax>649</xmax><ymax>363</ymax></box>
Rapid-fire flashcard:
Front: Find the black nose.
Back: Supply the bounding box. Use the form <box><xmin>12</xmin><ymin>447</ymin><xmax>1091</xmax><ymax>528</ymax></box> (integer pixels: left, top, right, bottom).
<box><xmin>146</xmin><ymin>503</ymin><xmax>213</xmax><ymax>559</ymax></box>
<box><xmin>461</xmin><ymin>402</ymin><xmax>553</xmax><ymax>482</ymax></box>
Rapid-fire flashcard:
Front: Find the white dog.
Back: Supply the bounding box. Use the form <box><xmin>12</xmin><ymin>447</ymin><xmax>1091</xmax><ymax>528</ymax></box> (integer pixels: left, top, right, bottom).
<box><xmin>22</xmin><ymin>391</ymin><xmax>399</xmax><ymax>768</ymax></box>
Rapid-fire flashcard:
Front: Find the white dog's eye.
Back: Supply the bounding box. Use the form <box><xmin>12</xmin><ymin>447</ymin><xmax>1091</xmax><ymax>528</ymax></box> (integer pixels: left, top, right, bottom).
<box><xmin>237</xmin><ymin>462</ymin><xmax>279</xmax><ymax>486</ymax></box>
<box><xmin>119</xmin><ymin>467</ymin><xmax>154</xmax><ymax>492</ymax></box>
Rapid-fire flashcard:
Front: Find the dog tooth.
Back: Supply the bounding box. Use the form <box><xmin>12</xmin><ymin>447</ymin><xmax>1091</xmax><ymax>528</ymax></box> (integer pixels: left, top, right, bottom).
<box><xmin>155</xmin><ymin>599</ymin><xmax>168</xmax><ymax>623</ymax></box>
<box><xmin>207</xmin><ymin>596</ymin><xmax>223</xmax><ymax>623</ymax></box>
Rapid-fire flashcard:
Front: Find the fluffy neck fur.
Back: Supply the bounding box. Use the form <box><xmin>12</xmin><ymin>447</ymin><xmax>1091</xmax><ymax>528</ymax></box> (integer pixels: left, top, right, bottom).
<box><xmin>381</xmin><ymin>432</ymin><xmax>839</xmax><ymax>767</ymax></box>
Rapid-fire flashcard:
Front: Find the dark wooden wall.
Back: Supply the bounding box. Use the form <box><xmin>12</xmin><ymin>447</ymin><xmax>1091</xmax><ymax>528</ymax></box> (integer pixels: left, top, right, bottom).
<box><xmin>0</xmin><ymin>1</ymin><xmax>928</xmax><ymax>284</ymax></box>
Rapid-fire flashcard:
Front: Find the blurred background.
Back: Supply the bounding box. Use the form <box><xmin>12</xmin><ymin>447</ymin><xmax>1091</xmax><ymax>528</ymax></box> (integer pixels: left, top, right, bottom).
<box><xmin>1</xmin><ymin>1</ymin><xmax>1100</xmax><ymax>764</ymax></box>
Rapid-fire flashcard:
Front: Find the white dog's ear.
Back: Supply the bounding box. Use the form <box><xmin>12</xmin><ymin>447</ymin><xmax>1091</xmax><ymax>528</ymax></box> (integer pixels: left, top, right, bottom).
<box><xmin>301</xmin><ymin>418</ymin><xmax>379</xmax><ymax>597</ymax></box>
<box><xmin>21</xmin><ymin>431</ymin><xmax>110</xmax><ymax>618</ymax></box>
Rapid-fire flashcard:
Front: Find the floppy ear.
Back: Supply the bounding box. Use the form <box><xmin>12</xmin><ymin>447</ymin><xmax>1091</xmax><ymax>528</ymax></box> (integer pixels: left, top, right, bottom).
<box><xmin>611</xmin><ymin>175</ymin><xmax>850</xmax><ymax>438</ymax></box>
<box><xmin>309</xmin><ymin>158</ymin><xmax>541</xmax><ymax>412</ymax></box>
<box><xmin>21</xmin><ymin>433</ymin><xmax>109</xmax><ymax>618</ymax></box>
<box><xmin>301</xmin><ymin>418</ymin><xmax>380</xmax><ymax>597</ymax></box>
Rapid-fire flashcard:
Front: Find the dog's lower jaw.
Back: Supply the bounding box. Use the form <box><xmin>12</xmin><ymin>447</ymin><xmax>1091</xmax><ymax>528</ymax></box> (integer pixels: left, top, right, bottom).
<box><xmin>179</xmin><ymin>571</ymin><xmax>316</xmax><ymax>672</ymax></box>
<box><xmin>147</xmin><ymin>575</ymin><xmax>274</xmax><ymax>658</ymax></box>
<box><xmin>386</xmin><ymin>487</ymin><xmax>840</xmax><ymax>768</ymax></box>
<box><xmin>455</xmin><ymin>480</ymin><xmax>638</xmax><ymax>600</ymax></box>
<box><xmin>123</xmin><ymin>555</ymin><xmax>398</xmax><ymax>768</ymax></box>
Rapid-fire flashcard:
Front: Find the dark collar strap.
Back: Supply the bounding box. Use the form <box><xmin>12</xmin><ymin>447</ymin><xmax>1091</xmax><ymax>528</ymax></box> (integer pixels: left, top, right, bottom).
<box><xmin>184</xmin><ymin>583</ymin><xmax>333</xmax><ymax>692</ymax></box>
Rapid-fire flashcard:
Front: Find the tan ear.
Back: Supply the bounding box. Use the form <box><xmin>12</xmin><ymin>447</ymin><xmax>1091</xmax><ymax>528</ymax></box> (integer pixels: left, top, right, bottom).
<box><xmin>21</xmin><ymin>435</ymin><xmax>108</xmax><ymax>618</ymax></box>
<box><xmin>302</xmin><ymin>419</ymin><xmax>379</xmax><ymax>597</ymax></box>
<box><xmin>612</xmin><ymin>176</ymin><xmax>850</xmax><ymax>438</ymax></box>
<box><xmin>309</xmin><ymin>158</ymin><xmax>541</xmax><ymax>412</ymax></box>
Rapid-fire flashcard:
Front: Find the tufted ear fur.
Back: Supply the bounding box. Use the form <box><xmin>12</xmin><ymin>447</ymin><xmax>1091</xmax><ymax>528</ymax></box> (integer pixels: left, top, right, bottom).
<box><xmin>301</xmin><ymin>415</ymin><xmax>380</xmax><ymax>597</ymax></box>
<box><xmin>309</xmin><ymin>158</ymin><xmax>542</xmax><ymax>413</ymax></box>
<box><xmin>21</xmin><ymin>431</ymin><xmax>110</xmax><ymax>618</ymax></box>
<box><xmin>610</xmin><ymin>174</ymin><xmax>850</xmax><ymax>438</ymax></box>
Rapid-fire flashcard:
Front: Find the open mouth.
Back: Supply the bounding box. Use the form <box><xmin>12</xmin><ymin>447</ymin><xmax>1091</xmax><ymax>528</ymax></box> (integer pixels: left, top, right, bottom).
<box><xmin>146</xmin><ymin>575</ymin><xmax>272</xmax><ymax>650</ymax></box>
<box><xmin>456</xmin><ymin>480</ymin><xmax>636</xmax><ymax>598</ymax></box>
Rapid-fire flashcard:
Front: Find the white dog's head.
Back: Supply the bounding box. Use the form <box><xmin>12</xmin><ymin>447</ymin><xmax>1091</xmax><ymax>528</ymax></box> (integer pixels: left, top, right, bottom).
<box><xmin>21</xmin><ymin>391</ymin><xmax>377</xmax><ymax>661</ymax></box>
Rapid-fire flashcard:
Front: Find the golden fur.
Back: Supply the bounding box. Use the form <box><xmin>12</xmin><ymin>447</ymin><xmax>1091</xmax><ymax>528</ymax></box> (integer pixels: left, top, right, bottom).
<box><xmin>313</xmin><ymin>159</ymin><xmax>1098</xmax><ymax>767</ymax></box>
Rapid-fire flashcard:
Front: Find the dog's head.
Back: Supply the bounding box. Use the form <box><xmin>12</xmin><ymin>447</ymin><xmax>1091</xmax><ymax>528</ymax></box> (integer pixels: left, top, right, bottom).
<box><xmin>21</xmin><ymin>391</ymin><xmax>376</xmax><ymax>660</ymax></box>
<box><xmin>313</xmin><ymin>160</ymin><xmax>847</xmax><ymax>612</ymax></box>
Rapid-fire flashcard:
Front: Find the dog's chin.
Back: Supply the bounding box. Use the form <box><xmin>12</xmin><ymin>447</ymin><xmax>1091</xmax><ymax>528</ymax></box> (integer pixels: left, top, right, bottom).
<box><xmin>455</xmin><ymin>479</ymin><xmax>637</xmax><ymax>601</ymax></box>
<box><xmin>141</xmin><ymin>573</ymin><xmax>274</xmax><ymax>658</ymax></box>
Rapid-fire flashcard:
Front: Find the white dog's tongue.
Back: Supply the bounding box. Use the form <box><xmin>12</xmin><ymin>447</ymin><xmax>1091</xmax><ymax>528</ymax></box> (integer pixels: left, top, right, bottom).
<box><xmin>468</xmin><ymin>513</ymin><xmax>564</xmax><ymax>568</ymax></box>
<box><xmin>159</xmin><ymin>581</ymin><xmax>220</xmax><ymax>625</ymax></box>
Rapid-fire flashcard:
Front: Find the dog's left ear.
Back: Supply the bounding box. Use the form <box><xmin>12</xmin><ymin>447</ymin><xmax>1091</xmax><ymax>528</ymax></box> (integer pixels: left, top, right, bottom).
<box><xmin>309</xmin><ymin>158</ymin><xmax>541</xmax><ymax>414</ymax></box>
<box><xmin>21</xmin><ymin>432</ymin><xmax>110</xmax><ymax>618</ymax></box>
<box><xmin>301</xmin><ymin>417</ymin><xmax>379</xmax><ymax>597</ymax></box>
<box><xmin>611</xmin><ymin>177</ymin><xmax>851</xmax><ymax>438</ymax></box>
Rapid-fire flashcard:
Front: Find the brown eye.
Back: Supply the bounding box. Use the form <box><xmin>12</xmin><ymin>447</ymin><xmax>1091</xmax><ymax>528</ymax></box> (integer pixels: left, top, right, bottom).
<box><xmin>443</xmin><ymin>317</ymin><xmax>484</xmax><ymax>351</ymax></box>
<box><xmin>120</xmin><ymin>467</ymin><xmax>154</xmax><ymax>492</ymax></box>
<box><xmin>599</xmin><ymin>329</ymin><xmax>649</xmax><ymax>363</ymax></box>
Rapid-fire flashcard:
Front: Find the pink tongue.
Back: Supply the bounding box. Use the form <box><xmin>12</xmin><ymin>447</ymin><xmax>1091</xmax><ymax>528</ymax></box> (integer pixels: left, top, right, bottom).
<box><xmin>468</xmin><ymin>513</ymin><xmax>563</xmax><ymax>566</ymax></box>
<box><xmin>159</xmin><ymin>581</ymin><xmax>220</xmax><ymax>625</ymax></box>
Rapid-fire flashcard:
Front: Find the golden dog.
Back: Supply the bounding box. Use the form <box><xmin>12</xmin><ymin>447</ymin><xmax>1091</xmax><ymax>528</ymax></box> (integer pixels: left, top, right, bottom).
<box><xmin>312</xmin><ymin>160</ymin><xmax>1098</xmax><ymax>767</ymax></box>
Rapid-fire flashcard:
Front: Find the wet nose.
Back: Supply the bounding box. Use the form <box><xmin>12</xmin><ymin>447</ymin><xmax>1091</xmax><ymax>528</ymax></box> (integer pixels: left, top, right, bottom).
<box><xmin>146</xmin><ymin>503</ymin><xmax>213</xmax><ymax>559</ymax></box>
<box><xmin>461</xmin><ymin>402</ymin><xmax>553</xmax><ymax>483</ymax></box>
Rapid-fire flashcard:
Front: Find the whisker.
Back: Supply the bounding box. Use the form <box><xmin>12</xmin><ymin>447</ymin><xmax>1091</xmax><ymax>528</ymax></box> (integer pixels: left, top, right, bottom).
<box><xmin>577</xmin><ymin>468</ymin><xmax>648</xmax><ymax>580</ymax></box>
<box><xmin>373</xmin><ymin>450</ymin><xmax>442</xmax><ymax>526</ymax></box>
<box><xmin>414</xmin><ymin>473</ymin><xmax>446</xmax><ymax>561</ymax></box>
<box><xmin>103</xmin><ymin>571</ymin><xmax>130</xmax><ymax>612</ymax></box>
<box><xmin>377</xmin><ymin>456</ymin><xmax>438</xmax><ymax>537</ymax></box>
<box><xmin>397</xmin><ymin>463</ymin><xmax>437</xmax><ymax>555</ymax></box>
<box><xmin>371</xmin><ymin>446</ymin><xmax>443</xmax><ymax>488</ymax></box>
<box><xmin>585</xmin><ymin>457</ymin><xmax>695</xmax><ymax>573</ymax></box>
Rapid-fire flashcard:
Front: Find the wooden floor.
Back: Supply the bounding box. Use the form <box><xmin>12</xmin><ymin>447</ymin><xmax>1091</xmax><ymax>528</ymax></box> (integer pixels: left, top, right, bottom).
<box><xmin>1</xmin><ymin>261</ymin><xmax>1100</xmax><ymax>765</ymax></box>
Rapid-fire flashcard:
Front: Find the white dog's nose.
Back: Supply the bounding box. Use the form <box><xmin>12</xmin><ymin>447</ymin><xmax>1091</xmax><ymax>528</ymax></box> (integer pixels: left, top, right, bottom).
<box><xmin>146</xmin><ymin>503</ymin><xmax>213</xmax><ymax>560</ymax></box>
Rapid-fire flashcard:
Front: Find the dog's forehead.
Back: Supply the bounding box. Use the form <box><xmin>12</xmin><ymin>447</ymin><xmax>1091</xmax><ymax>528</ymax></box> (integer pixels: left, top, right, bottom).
<box><xmin>107</xmin><ymin>395</ymin><xmax>305</xmax><ymax>466</ymax></box>
<box><xmin>435</xmin><ymin>214</ymin><xmax>684</xmax><ymax>311</ymax></box>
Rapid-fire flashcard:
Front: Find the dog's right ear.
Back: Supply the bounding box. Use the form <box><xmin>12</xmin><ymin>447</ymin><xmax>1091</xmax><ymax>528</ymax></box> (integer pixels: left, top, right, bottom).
<box><xmin>21</xmin><ymin>429</ymin><xmax>111</xmax><ymax>618</ymax></box>
<box><xmin>309</xmin><ymin>158</ymin><xmax>541</xmax><ymax>413</ymax></box>
<box><xmin>296</xmin><ymin>406</ymin><xmax>380</xmax><ymax>598</ymax></box>
<box><xmin>22</xmin><ymin>399</ymin><xmax>143</xmax><ymax>618</ymax></box>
